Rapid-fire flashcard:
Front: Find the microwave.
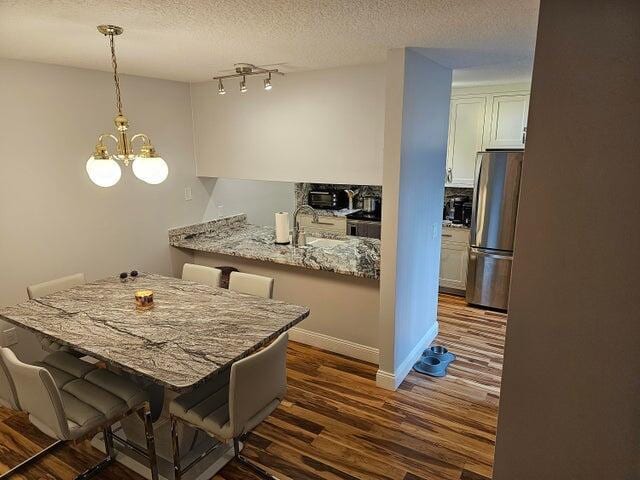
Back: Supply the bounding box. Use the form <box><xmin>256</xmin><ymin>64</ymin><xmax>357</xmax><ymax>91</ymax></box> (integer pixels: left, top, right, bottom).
<box><xmin>308</xmin><ymin>190</ymin><xmax>348</xmax><ymax>210</ymax></box>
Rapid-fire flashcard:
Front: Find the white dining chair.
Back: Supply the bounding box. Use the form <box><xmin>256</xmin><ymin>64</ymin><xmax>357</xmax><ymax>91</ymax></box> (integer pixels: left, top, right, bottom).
<box><xmin>0</xmin><ymin>348</ymin><xmax>159</xmax><ymax>480</ymax></box>
<box><xmin>228</xmin><ymin>271</ymin><xmax>274</xmax><ymax>299</ymax></box>
<box><xmin>182</xmin><ymin>263</ymin><xmax>222</xmax><ymax>288</ymax></box>
<box><xmin>169</xmin><ymin>332</ymin><xmax>289</xmax><ymax>480</ymax></box>
<box><xmin>27</xmin><ymin>273</ymin><xmax>86</xmax><ymax>354</ymax></box>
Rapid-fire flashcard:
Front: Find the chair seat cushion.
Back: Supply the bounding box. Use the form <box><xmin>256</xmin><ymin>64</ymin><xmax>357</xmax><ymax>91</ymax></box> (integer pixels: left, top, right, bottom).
<box><xmin>170</xmin><ymin>372</ymin><xmax>232</xmax><ymax>437</ymax></box>
<box><xmin>84</xmin><ymin>369</ymin><xmax>147</xmax><ymax>409</ymax></box>
<box><xmin>40</xmin><ymin>351</ymin><xmax>96</xmax><ymax>378</ymax></box>
<box><xmin>34</xmin><ymin>363</ymin><xmax>76</xmax><ymax>389</ymax></box>
<box><xmin>35</xmin><ymin>354</ymin><xmax>147</xmax><ymax>440</ymax></box>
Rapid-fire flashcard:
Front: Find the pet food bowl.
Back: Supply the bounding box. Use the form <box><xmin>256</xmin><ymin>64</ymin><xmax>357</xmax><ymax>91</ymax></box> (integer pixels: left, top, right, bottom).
<box><xmin>423</xmin><ymin>345</ymin><xmax>456</xmax><ymax>364</ymax></box>
<box><xmin>413</xmin><ymin>356</ymin><xmax>447</xmax><ymax>377</ymax></box>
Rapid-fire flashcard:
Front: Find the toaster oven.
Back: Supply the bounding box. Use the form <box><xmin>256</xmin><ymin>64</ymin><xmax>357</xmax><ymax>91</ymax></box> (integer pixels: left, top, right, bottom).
<box><xmin>308</xmin><ymin>190</ymin><xmax>348</xmax><ymax>210</ymax></box>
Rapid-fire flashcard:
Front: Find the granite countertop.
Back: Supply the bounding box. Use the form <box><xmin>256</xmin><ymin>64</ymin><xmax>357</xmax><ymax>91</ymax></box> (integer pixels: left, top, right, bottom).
<box><xmin>314</xmin><ymin>208</ymin><xmax>360</xmax><ymax>217</ymax></box>
<box><xmin>442</xmin><ymin>220</ymin><xmax>471</xmax><ymax>230</ymax></box>
<box><xmin>0</xmin><ymin>273</ymin><xmax>309</xmax><ymax>392</ymax></box>
<box><xmin>169</xmin><ymin>215</ymin><xmax>380</xmax><ymax>280</ymax></box>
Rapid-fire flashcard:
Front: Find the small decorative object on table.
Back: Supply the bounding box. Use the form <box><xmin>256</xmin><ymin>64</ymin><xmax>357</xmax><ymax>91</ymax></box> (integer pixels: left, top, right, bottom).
<box><xmin>134</xmin><ymin>290</ymin><xmax>154</xmax><ymax>310</ymax></box>
<box><xmin>413</xmin><ymin>345</ymin><xmax>456</xmax><ymax>377</ymax></box>
<box><xmin>130</xmin><ymin>270</ymin><xmax>139</xmax><ymax>281</ymax></box>
<box><xmin>119</xmin><ymin>272</ymin><xmax>128</xmax><ymax>283</ymax></box>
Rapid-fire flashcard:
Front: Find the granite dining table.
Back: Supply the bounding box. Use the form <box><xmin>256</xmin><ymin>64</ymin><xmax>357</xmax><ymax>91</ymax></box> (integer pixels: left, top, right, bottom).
<box><xmin>0</xmin><ymin>272</ymin><xmax>310</xmax><ymax>478</ymax></box>
<box><xmin>0</xmin><ymin>272</ymin><xmax>309</xmax><ymax>392</ymax></box>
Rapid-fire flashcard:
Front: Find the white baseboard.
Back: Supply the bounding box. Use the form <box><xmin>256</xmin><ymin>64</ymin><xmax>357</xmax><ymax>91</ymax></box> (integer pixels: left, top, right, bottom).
<box><xmin>375</xmin><ymin>321</ymin><xmax>439</xmax><ymax>391</ymax></box>
<box><xmin>288</xmin><ymin>327</ymin><xmax>379</xmax><ymax>364</ymax></box>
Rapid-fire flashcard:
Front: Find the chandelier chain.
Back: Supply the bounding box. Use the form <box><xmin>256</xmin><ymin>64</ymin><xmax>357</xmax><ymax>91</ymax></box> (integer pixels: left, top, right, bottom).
<box><xmin>108</xmin><ymin>33</ymin><xmax>123</xmax><ymax>115</ymax></box>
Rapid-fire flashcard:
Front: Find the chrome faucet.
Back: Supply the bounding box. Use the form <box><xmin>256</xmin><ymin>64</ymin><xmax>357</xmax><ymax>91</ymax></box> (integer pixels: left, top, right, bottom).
<box><xmin>293</xmin><ymin>205</ymin><xmax>319</xmax><ymax>247</ymax></box>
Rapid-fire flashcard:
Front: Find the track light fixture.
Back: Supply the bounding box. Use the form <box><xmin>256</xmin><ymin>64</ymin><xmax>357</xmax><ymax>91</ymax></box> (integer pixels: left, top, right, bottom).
<box><xmin>213</xmin><ymin>63</ymin><xmax>283</xmax><ymax>96</ymax></box>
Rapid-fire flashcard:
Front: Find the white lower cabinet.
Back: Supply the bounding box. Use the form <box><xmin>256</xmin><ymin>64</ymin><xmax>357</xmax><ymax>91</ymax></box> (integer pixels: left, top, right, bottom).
<box><xmin>439</xmin><ymin>227</ymin><xmax>470</xmax><ymax>291</ymax></box>
<box><xmin>297</xmin><ymin>214</ymin><xmax>346</xmax><ymax>235</ymax></box>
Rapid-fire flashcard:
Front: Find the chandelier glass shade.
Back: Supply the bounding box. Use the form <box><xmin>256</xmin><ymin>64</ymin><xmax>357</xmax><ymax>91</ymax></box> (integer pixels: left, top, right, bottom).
<box><xmin>87</xmin><ymin>25</ymin><xmax>168</xmax><ymax>187</ymax></box>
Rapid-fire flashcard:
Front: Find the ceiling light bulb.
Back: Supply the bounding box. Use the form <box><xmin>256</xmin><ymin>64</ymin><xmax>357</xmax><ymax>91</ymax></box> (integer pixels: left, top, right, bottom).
<box><xmin>218</xmin><ymin>79</ymin><xmax>226</xmax><ymax>95</ymax></box>
<box><xmin>132</xmin><ymin>156</ymin><xmax>169</xmax><ymax>185</ymax></box>
<box><xmin>264</xmin><ymin>74</ymin><xmax>272</xmax><ymax>91</ymax></box>
<box><xmin>240</xmin><ymin>76</ymin><xmax>247</xmax><ymax>93</ymax></box>
<box><xmin>86</xmin><ymin>156</ymin><xmax>122</xmax><ymax>187</ymax></box>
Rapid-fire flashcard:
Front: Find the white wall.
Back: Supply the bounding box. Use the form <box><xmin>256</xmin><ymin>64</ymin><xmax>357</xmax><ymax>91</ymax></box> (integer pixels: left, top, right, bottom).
<box><xmin>202</xmin><ymin>178</ymin><xmax>295</xmax><ymax>226</ymax></box>
<box><xmin>0</xmin><ymin>59</ymin><xmax>210</xmax><ymax>362</ymax></box>
<box><xmin>493</xmin><ymin>1</ymin><xmax>640</xmax><ymax>478</ymax></box>
<box><xmin>190</xmin><ymin>64</ymin><xmax>386</xmax><ymax>185</ymax></box>
<box><xmin>377</xmin><ymin>49</ymin><xmax>452</xmax><ymax>390</ymax></box>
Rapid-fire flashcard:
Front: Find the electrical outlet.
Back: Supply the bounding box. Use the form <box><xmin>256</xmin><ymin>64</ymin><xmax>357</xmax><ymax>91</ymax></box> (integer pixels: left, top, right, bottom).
<box><xmin>1</xmin><ymin>327</ymin><xmax>18</xmax><ymax>347</ymax></box>
<box><xmin>184</xmin><ymin>187</ymin><xmax>193</xmax><ymax>201</ymax></box>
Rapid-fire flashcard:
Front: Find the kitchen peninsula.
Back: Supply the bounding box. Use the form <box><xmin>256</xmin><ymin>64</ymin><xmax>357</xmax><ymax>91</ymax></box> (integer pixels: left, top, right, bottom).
<box><xmin>169</xmin><ymin>214</ymin><xmax>381</xmax><ymax>363</ymax></box>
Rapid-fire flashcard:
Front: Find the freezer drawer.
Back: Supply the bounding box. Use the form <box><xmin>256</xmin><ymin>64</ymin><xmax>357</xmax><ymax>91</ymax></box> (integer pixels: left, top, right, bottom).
<box><xmin>466</xmin><ymin>248</ymin><xmax>512</xmax><ymax>310</ymax></box>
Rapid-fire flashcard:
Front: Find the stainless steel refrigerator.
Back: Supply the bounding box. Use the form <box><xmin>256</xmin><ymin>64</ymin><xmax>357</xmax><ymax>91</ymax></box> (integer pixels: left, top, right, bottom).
<box><xmin>466</xmin><ymin>150</ymin><xmax>523</xmax><ymax>310</ymax></box>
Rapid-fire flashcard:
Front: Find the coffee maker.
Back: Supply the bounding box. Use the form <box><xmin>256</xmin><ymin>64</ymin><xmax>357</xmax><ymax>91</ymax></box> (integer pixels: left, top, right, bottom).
<box><xmin>445</xmin><ymin>196</ymin><xmax>471</xmax><ymax>224</ymax></box>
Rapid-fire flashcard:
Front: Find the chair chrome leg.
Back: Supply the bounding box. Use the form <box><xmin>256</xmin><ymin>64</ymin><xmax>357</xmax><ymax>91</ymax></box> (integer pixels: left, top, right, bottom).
<box><xmin>0</xmin><ymin>440</ymin><xmax>64</xmax><ymax>479</ymax></box>
<box><xmin>103</xmin><ymin>426</ymin><xmax>115</xmax><ymax>459</ymax></box>
<box><xmin>142</xmin><ymin>405</ymin><xmax>160</xmax><ymax>480</ymax></box>
<box><xmin>75</xmin><ymin>455</ymin><xmax>115</xmax><ymax>480</ymax></box>
<box><xmin>233</xmin><ymin>437</ymin><xmax>279</xmax><ymax>480</ymax></box>
<box><xmin>171</xmin><ymin>415</ymin><xmax>182</xmax><ymax>480</ymax></box>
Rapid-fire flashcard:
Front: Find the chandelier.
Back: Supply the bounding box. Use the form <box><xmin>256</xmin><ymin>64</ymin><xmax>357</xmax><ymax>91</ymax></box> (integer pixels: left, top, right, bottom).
<box><xmin>86</xmin><ymin>25</ymin><xmax>168</xmax><ymax>187</ymax></box>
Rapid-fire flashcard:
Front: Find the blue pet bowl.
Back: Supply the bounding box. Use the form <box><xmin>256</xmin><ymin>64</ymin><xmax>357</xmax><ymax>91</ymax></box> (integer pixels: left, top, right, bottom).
<box><xmin>413</xmin><ymin>356</ymin><xmax>447</xmax><ymax>377</ymax></box>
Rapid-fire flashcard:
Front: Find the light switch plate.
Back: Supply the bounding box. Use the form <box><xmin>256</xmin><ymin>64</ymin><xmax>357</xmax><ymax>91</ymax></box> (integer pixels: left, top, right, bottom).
<box><xmin>432</xmin><ymin>222</ymin><xmax>439</xmax><ymax>240</ymax></box>
<box><xmin>0</xmin><ymin>327</ymin><xmax>18</xmax><ymax>347</ymax></box>
<box><xmin>184</xmin><ymin>187</ymin><xmax>193</xmax><ymax>201</ymax></box>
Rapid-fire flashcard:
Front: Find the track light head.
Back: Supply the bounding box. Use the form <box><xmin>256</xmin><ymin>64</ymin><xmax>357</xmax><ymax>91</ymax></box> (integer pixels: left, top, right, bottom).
<box><xmin>264</xmin><ymin>72</ymin><xmax>272</xmax><ymax>91</ymax></box>
<box><xmin>217</xmin><ymin>79</ymin><xmax>226</xmax><ymax>95</ymax></box>
<box><xmin>240</xmin><ymin>76</ymin><xmax>247</xmax><ymax>93</ymax></box>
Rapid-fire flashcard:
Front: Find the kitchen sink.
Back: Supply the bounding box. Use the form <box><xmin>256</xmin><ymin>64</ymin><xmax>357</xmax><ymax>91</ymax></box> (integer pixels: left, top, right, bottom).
<box><xmin>306</xmin><ymin>237</ymin><xmax>346</xmax><ymax>248</ymax></box>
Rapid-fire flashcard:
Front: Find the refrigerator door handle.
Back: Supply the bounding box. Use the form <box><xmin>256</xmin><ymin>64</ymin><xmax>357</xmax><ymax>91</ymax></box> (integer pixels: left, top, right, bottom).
<box><xmin>469</xmin><ymin>247</ymin><xmax>513</xmax><ymax>261</ymax></box>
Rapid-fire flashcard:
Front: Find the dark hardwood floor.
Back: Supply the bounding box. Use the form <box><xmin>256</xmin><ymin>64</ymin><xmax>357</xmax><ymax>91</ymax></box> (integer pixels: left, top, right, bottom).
<box><xmin>0</xmin><ymin>294</ymin><xmax>506</xmax><ymax>480</ymax></box>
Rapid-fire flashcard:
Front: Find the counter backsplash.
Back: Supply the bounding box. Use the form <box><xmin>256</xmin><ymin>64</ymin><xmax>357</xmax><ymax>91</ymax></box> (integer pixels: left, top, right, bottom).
<box><xmin>295</xmin><ymin>183</ymin><xmax>382</xmax><ymax>210</ymax></box>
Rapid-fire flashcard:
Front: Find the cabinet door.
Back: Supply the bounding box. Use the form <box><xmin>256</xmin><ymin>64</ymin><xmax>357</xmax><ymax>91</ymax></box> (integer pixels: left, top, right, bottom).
<box><xmin>298</xmin><ymin>214</ymin><xmax>347</xmax><ymax>235</ymax></box>
<box><xmin>487</xmin><ymin>94</ymin><xmax>529</xmax><ymax>149</ymax></box>
<box><xmin>446</xmin><ymin>96</ymin><xmax>487</xmax><ymax>187</ymax></box>
<box><xmin>439</xmin><ymin>241</ymin><xmax>469</xmax><ymax>290</ymax></box>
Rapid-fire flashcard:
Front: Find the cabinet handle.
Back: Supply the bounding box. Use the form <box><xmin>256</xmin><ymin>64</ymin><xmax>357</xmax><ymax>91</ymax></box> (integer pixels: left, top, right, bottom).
<box><xmin>522</xmin><ymin>127</ymin><xmax>527</xmax><ymax>144</ymax></box>
<box><xmin>442</xmin><ymin>234</ymin><xmax>453</xmax><ymax>237</ymax></box>
<box><xmin>446</xmin><ymin>168</ymin><xmax>452</xmax><ymax>183</ymax></box>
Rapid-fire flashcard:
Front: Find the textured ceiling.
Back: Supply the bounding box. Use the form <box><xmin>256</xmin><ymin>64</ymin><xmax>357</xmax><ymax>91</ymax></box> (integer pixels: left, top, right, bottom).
<box><xmin>0</xmin><ymin>0</ymin><xmax>539</xmax><ymax>84</ymax></box>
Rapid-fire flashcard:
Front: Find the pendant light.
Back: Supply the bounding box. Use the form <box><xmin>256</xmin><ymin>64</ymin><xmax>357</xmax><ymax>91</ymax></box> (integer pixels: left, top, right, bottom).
<box><xmin>86</xmin><ymin>25</ymin><xmax>168</xmax><ymax>187</ymax></box>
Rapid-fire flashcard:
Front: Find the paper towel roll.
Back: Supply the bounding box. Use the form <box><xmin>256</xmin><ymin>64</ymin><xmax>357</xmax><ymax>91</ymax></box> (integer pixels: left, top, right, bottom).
<box><xmin>275</xmin><ymin>212</ymin><xmax>290</xmax><ymax>244</ymax></box>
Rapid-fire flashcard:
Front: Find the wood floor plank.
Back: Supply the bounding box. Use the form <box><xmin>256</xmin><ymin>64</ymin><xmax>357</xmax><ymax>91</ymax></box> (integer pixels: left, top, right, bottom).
<box><xmin>0</xmin><ymin>294</ymin><xmax>505</xmax><ymax>480</ymax></box>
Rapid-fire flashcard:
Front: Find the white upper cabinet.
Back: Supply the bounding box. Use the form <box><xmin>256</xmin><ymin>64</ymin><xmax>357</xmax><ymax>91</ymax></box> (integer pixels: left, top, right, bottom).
<box><xmin>487</xmin><ymin>93</ymin><xmax>529</xmax><ymax>149</ymax></box>
<box><xmin>445</xmin><ymin>96</ymin><xmax>487</xmax><ymax>187</ymax></box>
<box><xmin>445</xmin><ymin>85</ymin><xmax>530</xmax><ymax>187</ymax></box>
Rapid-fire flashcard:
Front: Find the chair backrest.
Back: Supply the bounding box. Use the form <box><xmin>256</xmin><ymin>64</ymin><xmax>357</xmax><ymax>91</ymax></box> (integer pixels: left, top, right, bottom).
<box><xmin>228</xmin><ymin>332</ymin><xmax>288</xmax><ymax>438</ymax></box>
<box><xmin>0</xmin><ymin>349</ymin><xmax>19</xmax><ymax>410</ymax></box>
<box><xmin>27</xmin><ymin>273</ymin><xmax>86</xmax><ymax>299</ymax></box>
<box><xmin>228</xmin><ymin>272</ymin><xmax>274</xmax><ymax>299</ymax></box>
<box><xmin>182</xmin><ymin>263</ymin><xmax>222</xmax><ymax>288</ymax></box>
<box><xmin>0</xmin><ymin>348</ymin><xmax>70</xmax><ymax>440</ymax></box>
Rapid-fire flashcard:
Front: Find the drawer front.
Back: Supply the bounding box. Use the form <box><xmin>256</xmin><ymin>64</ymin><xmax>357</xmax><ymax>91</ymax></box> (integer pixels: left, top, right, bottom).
<box><xmin>441</xmin><ymin>227</ymin><xmax>470</xmax><ymax>244</ymax></box>
<box><xmin>298</xmin><ymin>214</ymin><xmax>346</xmax><ymax>234</ymax></box>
